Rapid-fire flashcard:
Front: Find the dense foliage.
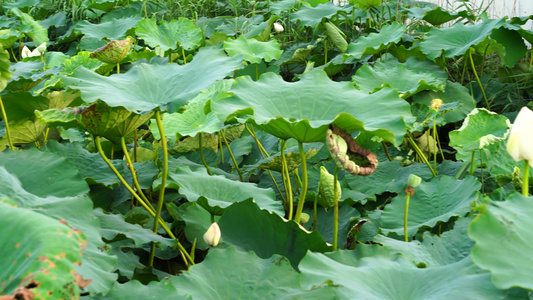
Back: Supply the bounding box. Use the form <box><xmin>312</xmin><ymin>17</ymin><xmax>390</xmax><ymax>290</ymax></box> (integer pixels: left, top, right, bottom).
<box><xmin>0</xmin><ymin>0</ymin><xmax>532</xmax><ymax>298</ymax></box>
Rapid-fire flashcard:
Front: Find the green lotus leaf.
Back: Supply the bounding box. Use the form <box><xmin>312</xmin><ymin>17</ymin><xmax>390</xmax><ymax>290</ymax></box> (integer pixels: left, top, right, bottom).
<box><xmin>4</xmin><ymin>118</ymin><xmax>46</xmax><ymax>144</ymax></box>
<box><xmin>290</xmin><ymin>2</ymin><xmax>348</xmax><ymax>28</ymax></box>
<box><xmin>449</xmin><ymin>108</ymin><xmax>510</xmax><ymax>153</ymax></box>
<box><xmin>90</xmin><ymin>37</ymin><xmax>133</xmax><ymax>64</ymax></box>
<box><xmin>299</xmin><ymin>247</ymin><xmax>505</xmax><ymax>299</ymax></box>
<box><xmin>0</xmin><ymin>47</ymin><xmax>11</xmax><ymax>91</ymax></box>
<box><xmin>90</xmin><ymin>280</ymin><xmax>187</xmax><ymax>300</ymax></box>
<box><xmin>11</xmin><ymin>7</ymin><xmax>49</xmax><ymax>46</ymax></box>
<box><xmin>0</xmin><ymin>199</ymin><xmax>86</xmax><ymax>298</ymax></box>
<box><xmin>488</xmin><ymin>27</ymin><xmax>528</xmax><ymax>68</ymax></box>
<box><xmin>95</xmin><ymin>208</ymin><xmax>174</xmax><ymax>247</ymax></box>
<box><xmin>303</xmin><ymin>204</ymin><xmax>360</xmax><ymax>245</ymax></box>
<box><xmin>0</xmin><ymin>29</ymin><xmax>20</xmax><ymax>49</ymax></box>
<box><xmin>412</xmin><ymin>80</ymin><xmax>476</xmax><ymax>124</ymax></box>
<box><xmin>213</xmin><ymin>69</ymin><xmax>414</xmax><ymax>145</ymax></box>
<box><xmin>270</xmin><ymin>0</ymin><xmax>299</xmax><ymax>15</ymax></box>
<box><xmin>0</xmin><ymin>151</ymin><xmax>118</xmax><ymax>294</ymax></box>
<box><xmin>351</xmin><ymin>0</ymin><xmax>381</xmax><ymax>9</ymax></box>
<box><xmin>345</xmin><ymin>22</ymin><xmax>406</xmax><ymax>59</ymax></box>
<box><xmin>169</xmin><ymin>202</ymin><xmax>219</xmax><ymax>250</ymax></box>
<box><xmin>63</xmin><ymin>47</ymin><xmax>243</xmax><ymax>113</ymax></box>
<box><xmin>75</xmin><ymin>16</ymin><xmax>141</xmax><ymax>41</ymax></box>
<box><xmin>469</xmin><ymin>193</ymin><xmax>533</xmax><ymax>290</ymax></box>
<box><xmin>168</xmin><ymin>247</ymin><xmax>318</xmax><ymax>298</ymax></box>
<box><xmin>136</xmin><ymin>17</ymin><xmax>204</xmax><ymax>52</ymax></box>
<box><xmin>380</xmin><ymin>175</ymin><xmax>480</xmax><ymax>237</ymax></box>
<box><xmin>407</xmin><ymin>6</ymin><xmax>472</xmax><ymax>26</ymax></box>
<box><xmin>0</xmin><ymin>91</ymin><xmax>49</xmax><ymax>121</ymax></box>
<box><xmin>224</xmin><ymin>35</ymin><xmax>283</xmax><ymax>64</ymax></box>
<box><xmin>218</xmin><ymin>199</ymin><xmax>332</xmax><ymax>269</ymax></box>
<box><xmin>352</xmin><ymin>61</ymin><xmax>445</xmax><ymax>97</ymax></box>
<box><xmin>420</xmin><ymin>18</ymin><xmax>506</xmax><ymax>59</ymax></box>
<box><xmin>375</xmin><ymin>216</ymin><xmax>474</xmax><ymax>267</ymax></box>
<box><xmin>159</xmin><ymin>166</ymin><xmax>284</xmax><ymax>215</ymax></box>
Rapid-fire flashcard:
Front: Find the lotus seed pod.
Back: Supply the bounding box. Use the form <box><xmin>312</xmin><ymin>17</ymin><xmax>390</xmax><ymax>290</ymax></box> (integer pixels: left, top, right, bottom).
<box><xmin>203</xmin><ymin>222</ymin><xmax>221</xmax><ymax>247</ymax></box>
<box><xmin>430</xmin><ymin>98</ymin><xmax>444</xmax><ymax>110</ymax></box>
<box><xmin>407</xmin><ymin>174</ymin><xmax>422</xmax><ymax>188</ymax></box>
<box><xmin>319</xmin><ymin>166</ymin><xmax>341</xmax><ymax>210</ymax></box>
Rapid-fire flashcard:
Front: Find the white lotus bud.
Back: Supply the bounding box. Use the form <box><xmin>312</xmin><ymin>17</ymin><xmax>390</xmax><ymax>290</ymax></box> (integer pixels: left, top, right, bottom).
<box><xmin>21</xmin><ymin>46</ymin><xmax>31</xmax><ymax>58</ymax></box>
<box><xmin>507</xmin><ymin>107</ymin><xmax>533</xmax><ymax>167</ymax></box>
<box><xmin>203</xmin><ymin>222</ymin><xmax>221</xmax><ymax>247</ymax></box>
<box><xmin>273</xmin><ymin>22</ymin><xmax>284</xmax><ymax>33</ymax></box>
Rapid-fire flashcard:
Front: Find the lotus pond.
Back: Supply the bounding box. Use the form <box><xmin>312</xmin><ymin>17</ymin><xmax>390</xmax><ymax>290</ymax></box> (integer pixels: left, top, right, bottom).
<box><xmin>0</xmin><ymin>0</ymin><xmax>532</xmax><ymax>299</ymax></box>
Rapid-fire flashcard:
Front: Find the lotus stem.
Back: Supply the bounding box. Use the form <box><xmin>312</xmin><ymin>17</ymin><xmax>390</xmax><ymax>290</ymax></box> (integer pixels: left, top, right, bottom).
<box><xmin>406</xmin><ymin>131</ymin><xmax>436</xmax><ymax>177</ymax></box>
<box><xmin>182</xmin><ymin>48</ymin><xmax>187</xmax><ymax>64</ymax></box>
<box><xmin>470</xmin><ymin>151</ymin><xmax>476</xmax><ymax>175</ymax></box>
<box><xmin>469</xmin><ymin>48</ymin><xmax>490</xmax><ymax>110</ymax></box>
<box><xmin>218</xmin><ymin>131</ymin><xmax>224</xmax><ymax>163</ymax></box>
<box><xmin>116</xmin><ymin>63</ymin><xmax>120</xmax><ymax>74</ymax></box>
<box><xmin>43</xmin><ymin>128</ymin><xmax>50</xmax><ymax>146</ymax></box>
<box><xmin>294</xmin><ymin>142</ymin><xmax>309</xmax><ymax>224</ymax></box>
<box><xmin>404</xmin><ymin>190</ymin><xmax>411</xmax><ymax>242</ymax></box>
<box><xmin>382</xmin><ymin>141</ymin><xmax>392</xmax><ymax>161</ymax></box>
<box><xmin>433</xmin><ymin>118</ymin><xmax>438</xmax><ymax>171</ymax></box>
<box><xmin>121</xmin><ymin>136</ymin><xmax>153</xmax><ymax>210</ymax></box>
<box><xmin>0</xmin><ymin>96</ymin><xmax>14</xmax><ymax>150</ymax></box>
<box><xmin>150</xmin><ymin>111</ymin><xmax>170</xmax><ymax>267</ymax></box>
<box><xmin>313</xmin><ymin>190</ymin><xmax>318</xmax><ymax>231</ymax></box>
<box><xmin>522</xmin><ymin>159</ymin><xmax>529</xmax><ymax>197</ymax></box>
<box><xmin>220</xmin><ymin>129</ymin><xmax>244</xmax><ymax>182</ymax></box>
<box><xmin>280</xmin><ymin>140</ymin><xmax>293</xmax><ymax>220</ymax></box>
<box><xmin>96</xmin><ymin>136</ymin><xmax>193</xmax><ymax>265</ymax></box>
<box><xmin>333</xmin><ymin>166</ymin><xmax>339</xmax><ymax>249</ymax></box>
<box><xmin>199</xmin><ymin>133</ymin><xmax>213</xmax><ymax>176</ymax></box>
<box><xmin>245</xmin><ymin>124</ymin><xmax>285</xmax><ymax>202</ymax></box>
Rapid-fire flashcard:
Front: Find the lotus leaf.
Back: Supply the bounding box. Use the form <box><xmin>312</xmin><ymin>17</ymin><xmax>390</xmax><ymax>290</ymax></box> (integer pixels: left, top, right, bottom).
<box><xmin>136</xmin><ymin>17</ymin><xmax>203</xmax><ymax>52</ymax></box>
<box><xmin>213</xmin><ymin>69</ymin><xmax>414</xmax><ymax>145</ymax></box>
<box><xmin>469</xmin><ymin>193</ymin><xmax>533</xmax><ymax>290</ymax></box>
<box><xmin>381</xmin><ymin>175</ymin><xmax>480</xmax><ymax>237</ymax></box>
<box><xmin>63</xmin><ymin>47</ymin><xmax>243</xmax><ymax>113</ymax></box>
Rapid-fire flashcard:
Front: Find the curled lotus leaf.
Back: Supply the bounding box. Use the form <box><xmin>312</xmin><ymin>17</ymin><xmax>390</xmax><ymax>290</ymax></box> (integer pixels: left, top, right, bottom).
<box><xmin>90</xmin><ymin>37</ymin><xmax>133</xmax><ymax>64</ymax></box>
<box><xmin>75</xmin><ymin>102</ymin><xmax>132</xmax><ymax>138</ymax></box>
<box><xmin>326</xmin><ymin>125</ymin><xmax>378</xmax><ymax>176</ymax></box>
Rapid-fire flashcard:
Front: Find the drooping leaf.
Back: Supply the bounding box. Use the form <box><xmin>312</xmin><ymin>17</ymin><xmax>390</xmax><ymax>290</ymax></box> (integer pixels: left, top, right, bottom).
<box><xmin>380</xmin><ymin>175</ymin><xmax>480</xmax><ymax>237</ymax></box>
<box><xmin>90</xmin><ymin>37</ymin><xmax>133</xmax><ymax>64</ymax></box>
<box><xmin>469</xmin><ymin>193</ymin><xmax>533</xmax><ymax>290</ymax></box>
<box><xmin>63</xmin><ymin>47</ymin><xmax>243</xmax><ymax>113</ymax></box>
<box><xmin>159</xmin><ymin>166</ymin><xmax>284</xmax><ymax>215</ymax></box>
<box><xmin>11</xmin><ymin>7</ymin><xmax>49</xmax><ymax>46</ymax></box>
<box><xmin>136</xmin><ymin>18</ymin><xmax>204</xmax><ymax>51</ymax></box>
<box><xmin>218</xmin><ymin>199</ymin><xmax>332</xmax><ymax>269</ymax></box>
<box><xmin>213</xmin><ymin>69</ymin><xmax>414</xmax><ymax>145</ymax></box>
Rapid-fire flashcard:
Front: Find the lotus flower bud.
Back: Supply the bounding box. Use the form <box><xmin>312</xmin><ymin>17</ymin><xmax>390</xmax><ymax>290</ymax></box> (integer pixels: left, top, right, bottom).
<box><xmin>21</xmin><ymin>45</ymin><xmax>41</xmax><ymax>58</ymax></box>
<box><xmin>300</xmin><ymin>213</ymin><xmax>310</xmax><ymax>224</ymax></box>
<box><xmin>407</xmin><ymin>174</ymin><xmax>422</xmax><ymax>188</ymax></box>
<box><xmin>319</xmin><ymin>166</ymin><xmax>341</xmax><ymax>210</ymax></box>
<box><xmin>430</xmin><ymin>98</ymin><xmax>444</xmax><ymax>110</ymax></box>
<box><xmin>273</xmin><ymin>22</ymin><xmax>284</xmax><ymax>33</ymax></box>
<box><xmin>203</xmin><ymin>222</ymin><xmax>221</xmax><ymax>247</ymax></box>
<box><xmin>36</xmin><ymin>42</ymin><xmax>47</xmax><ymax>54</ymax></box>
<box><xmin>506</xmin><ymin>107</ymin><xmax>533</xmax><ymax>168</ymax></box>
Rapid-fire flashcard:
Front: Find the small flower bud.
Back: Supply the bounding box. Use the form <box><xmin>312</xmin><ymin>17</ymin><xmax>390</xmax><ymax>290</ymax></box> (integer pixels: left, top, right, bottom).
<box><xmin>203</xmin><ymin>222</ymin><xmax>221</xmax><ymax>247</ymax></box>
<box><xmin>300</xmin><ymin>213</ymin><xmax>310</xmax><ymax>224</ymax></box>
<box><xmin>507</xmin><ymin>106</ymin><xmax>533</xmax><ymax>168</ymax></box>
<box><xmin>273</xmin><ymin>22</ymin><xmax>284</xmax><ymax>33</ymax></box>
<box><xmin>36</xmin><ymin>42</ymin><xmax>47</xmax><ymax>54</ymax></box>
<box><xmin>407</xmin><ymin>174</ymin><xmax>422</xmax><ymax>188</ymax></box>
<box><xmin>430</xmin><ymin>99</ymin><xmax>444</xmax><ymax>111</ymax></box>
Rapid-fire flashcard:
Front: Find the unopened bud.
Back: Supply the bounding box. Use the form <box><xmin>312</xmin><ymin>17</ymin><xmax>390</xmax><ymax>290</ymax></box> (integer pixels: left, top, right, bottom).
<box><xmin>300</xmin><ymin>213</ymin><xmax>310</xmax><ymax>224</ymax></box>
<box><xmin>430</xmin><ymin>99</ymin><xmax>444</xmax><ymax>111</ymax></box>
<box><xmin>203</xmin><ymin>222</ymin><xmax>221</xmax><ymax>247</ymax></box>
<box><xmin>273</xmin><ymin>22</ymin><xmax>284</xmax><ymax>33</ymax></box>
